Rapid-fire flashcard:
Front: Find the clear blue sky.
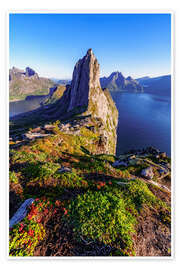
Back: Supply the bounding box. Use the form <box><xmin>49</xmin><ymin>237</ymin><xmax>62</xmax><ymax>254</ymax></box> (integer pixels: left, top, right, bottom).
<box><xmin>9</xmin><ymin>13</ymin><xmax>171</xmax><ymax>79</ymax></box>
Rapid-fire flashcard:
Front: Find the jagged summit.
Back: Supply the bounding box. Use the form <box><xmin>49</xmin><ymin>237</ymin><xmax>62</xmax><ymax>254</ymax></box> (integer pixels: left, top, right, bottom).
<box><xmin>68</xmin><ymin>48</ymin><xmax>101</xmax><ymax>112</ymax></box>
<box><xmin>126</xmin><ymin>76</ymin><xmax>133</xmax><ymax>80</ymax></box>
<box><xmin>100</xmin><ymin>71</ymin><xmax>143</xmax><ymax>92</ymax></box>
<box><xmin>87</xmin><ymin>48</ymin><xmax>93</xmax><ymax>55</ymax></box>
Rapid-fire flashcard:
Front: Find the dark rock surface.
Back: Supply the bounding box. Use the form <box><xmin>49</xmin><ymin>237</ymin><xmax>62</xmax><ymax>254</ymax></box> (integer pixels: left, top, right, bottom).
<box><xmin>25</xmin><ymin>67</ymin><xmax>36</xmax><ymax>77</ymax></box>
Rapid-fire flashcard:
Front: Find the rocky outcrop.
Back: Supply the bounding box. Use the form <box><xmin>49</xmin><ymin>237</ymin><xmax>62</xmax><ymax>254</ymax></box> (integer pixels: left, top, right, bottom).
<box><xmin>25</xmin><ymin>67</ymin><xmax>36</xmax><ymax>77</ymax></box>
<box><xmin>100</xmin><ymin>71</ymin><xmax>143</xmax><ymax>92</ymax></box>
<box><xmin>67</xmin><ymin>49</ymin><xmax>118</xmax><ymax>154</ymax></box>
<box><xmin>68</xmin><ymin>49</ymin><xmax>101</xmax><ymax>112</ymax></box>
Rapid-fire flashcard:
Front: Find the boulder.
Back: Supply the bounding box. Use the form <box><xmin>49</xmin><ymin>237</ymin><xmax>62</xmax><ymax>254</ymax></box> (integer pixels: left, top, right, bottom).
<box><xmin>44</xmin><ymin>124</ymin><xmax>55</xmax><ymax>131</ymax></box>
<box><xmin>141</xmin><ymin>167</ymin><xmax>154</xmax><ymax>179</ymax></box>
<box><xmin>159</xmin><ymin>152</ymin><xmax>167</xmax><ymax>159</ymax></box>
<box><xmin>128</xmin><ymin>159</ymin><xmax>140</xmax><ymax>166</ymax></box>
<box><xmin>57</xmin><ymin>166</ymin><xmax>72</xmax><ymax>174</ymax></box>
<box><xmin>9</xmin><ymin>198</ymin><xmax>34</xmax><ymax>228</ymax></box>
<box><xmin>25</xmin><ymin>132</ymin><xmax>50</xmax><ymax>140</ymax></box>
<box><xmin>158</xmin><ymin>168</ymin><xmax>168</xmax><ymax>175</ymax></box>
<box><xmin>128</xmin><ymin>155</ymin><xmax>136</xmax><ymax>160</ymax></box>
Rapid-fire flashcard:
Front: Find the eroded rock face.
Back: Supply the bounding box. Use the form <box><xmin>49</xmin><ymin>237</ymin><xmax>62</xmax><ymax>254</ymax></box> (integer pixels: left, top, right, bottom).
<box><xmin>67</xmin><ymin>49</ymin><xmax>118</xmax><ymax>154</ymax></box>
<box><xmin>141</xmin><ymin>167</ymin><xmax>154</xmax><ymax>179</ymax></box>
<box><xmin>68</xmin><ymin>49</ymin><xmax>101</xmax><ymax>112</ymax></box>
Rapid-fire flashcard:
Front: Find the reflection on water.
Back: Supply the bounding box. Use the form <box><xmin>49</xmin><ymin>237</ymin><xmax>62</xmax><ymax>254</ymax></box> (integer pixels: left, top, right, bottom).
<box><xmin>110</xmin><ymin>92</ymin><xmax>171</xmax><ymax>156</ymax></box>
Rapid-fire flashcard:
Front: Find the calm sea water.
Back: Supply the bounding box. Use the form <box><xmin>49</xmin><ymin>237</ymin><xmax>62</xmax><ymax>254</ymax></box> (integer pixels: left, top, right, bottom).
<box><xmin>9</xmin><ymin>92</ymin><xmax>171</xmax><ymax>156</ymax></box>
<box><xmin>9</xmin><ymin>96</ymin><xmax>46</xmax><ymax>117</ymax></box>
<box><xmin>110</xmin><ymin>92</ymin><xmax>171</xmax><ymax>156</ymax></box>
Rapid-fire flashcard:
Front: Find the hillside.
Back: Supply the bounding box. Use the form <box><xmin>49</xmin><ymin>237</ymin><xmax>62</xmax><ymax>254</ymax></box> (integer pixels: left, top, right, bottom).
<box><xmin>9</xmin><ymin>50</ymin><xmax>171</xmax><ymax>257</ymax></box>
<box><xmin>136</xmin><ymin>75</ymin><xmax>171</xmax><ymax>96</ymax></box>
<box><xmin>9</xmin><ymin>67</ymin><xmax>54</xmax><ymax>100</ymax></box>
<box><xmin>100</xmin><ymin>72</ymin><xmax>143</xmax><ymax>92</ymax></box>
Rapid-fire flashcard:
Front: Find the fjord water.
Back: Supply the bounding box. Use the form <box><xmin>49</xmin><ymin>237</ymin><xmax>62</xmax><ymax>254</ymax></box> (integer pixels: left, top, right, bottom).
<box><xmin>9</xmin><ymin>96</ymin><xmax>46</xmax><ymax>117</ymax></box>
<box><xmin>110</xmin><ymin>92</ymin><xmax>171</xmax><ymax>156</ymax></box>
<box><xmin>9</xmin><ymin>92</ymin><xmax>171</xmax><ymax>157</ymax></box>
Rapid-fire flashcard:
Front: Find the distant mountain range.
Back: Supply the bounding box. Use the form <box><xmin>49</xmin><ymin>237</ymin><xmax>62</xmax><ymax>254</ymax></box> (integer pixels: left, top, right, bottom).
<box><xmin>100</xmin><ymin>72</ymin><xmax>143</xmax><ymax>92</ymax></box>
<box><xmin>57</xmin><ymin>79</ymin><xmax>71</xmax><ymax>85</ymax></box>
<box><xmin>100</xmin><ymin>72</ymin><xmax>171</xmax><ymax>96</ymax></box>
<box><xmin>9</xmin><ymin>66</ymin><xmax>171</xmax><ymax>101</ymax></box>
<box><xmin>136</xmin><ymin>75</ymin><xmax>171</xmax><ymax>96</ymax></box>
<box><xmin>9</xmin><ymin>67</ymin><xmax>54</xmax><ymax>100</ymax></box>
<box><xmin>50</xmin><ymin>78</ymin><xmax>71</xmax><ymax>85</ymax></box>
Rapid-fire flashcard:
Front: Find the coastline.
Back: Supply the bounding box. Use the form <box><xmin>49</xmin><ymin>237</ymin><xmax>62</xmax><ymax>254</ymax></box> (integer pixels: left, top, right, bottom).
<box><xmin>9</xmin><ymin>98</ymin><xmax>24</xmax><ymax>102</ymax></box>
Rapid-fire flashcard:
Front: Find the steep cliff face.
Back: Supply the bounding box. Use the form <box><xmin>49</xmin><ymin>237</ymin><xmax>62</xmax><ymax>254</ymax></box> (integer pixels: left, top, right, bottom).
<box><xmin>68</xmin><ymin>49</ymin><xmax>101</xmax><ymax>112</ymax></box>
<box><xmin>67</xmin><ymin>49</ymin><xmax>118</xmax><ymax>154</ymax></box>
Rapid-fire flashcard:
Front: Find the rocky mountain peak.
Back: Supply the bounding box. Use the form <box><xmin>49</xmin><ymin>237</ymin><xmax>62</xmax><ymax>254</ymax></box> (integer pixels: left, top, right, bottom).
<box><xmin>25</xmin><ymin>67</ymin><xmax>36</xmax><ymax>77</ymax></box>
<box><xmin>87</xmin><ymin>48</ymin><xmax>93</xmax><ymax>55</ymax></box>
<box><xmin>65</xmin><ymin>49</ymin><xmax>118</xmax><ymax>154</ymax></box>
<box><xmin>67</xmin><ymin>49</ymin><xmax>101</xmax><ymax>112</ymax></box>
<box><xmin>100</xmin><ymin>71</ymin><xmax>143</xmax><ymax>92</ymax></box>
<box><xmin>126</xmin><ymin>76</ymin><xmax>132</xmax><ymax>80</ymax></box>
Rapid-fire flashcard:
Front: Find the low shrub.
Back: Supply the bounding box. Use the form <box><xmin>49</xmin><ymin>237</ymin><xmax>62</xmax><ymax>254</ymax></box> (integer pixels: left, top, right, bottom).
<box><xmin>9</xmin><ymin>171</ymin><xmax>19</xmax><ymax>184</ymax></box>
<box><xmin>66</xmin><ymin>190</ymin><xmax>136</xmax><ymax>250</ymax></box>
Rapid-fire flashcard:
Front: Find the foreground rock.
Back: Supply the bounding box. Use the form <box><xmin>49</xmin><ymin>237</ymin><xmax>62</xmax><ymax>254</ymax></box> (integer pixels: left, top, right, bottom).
<box><xmin>141</xmin><ymin>166</ymin><xmax>154</xmax><ymax>179</ymax></box>
<box><xmin>9</xmin><ymin>198</ymin><xmax>34</xmax><ymax>228</ymax></box>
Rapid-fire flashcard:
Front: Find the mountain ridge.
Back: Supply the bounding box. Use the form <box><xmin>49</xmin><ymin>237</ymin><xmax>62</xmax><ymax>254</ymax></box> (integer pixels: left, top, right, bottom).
<box><xmin>9</xmin><ymin>66</ymin><xmax>54</xmax><ymax>100</ymax></box>
<box><xmin>100</xmin><ymin>71</ymin><xmax>143</xmax><ymax>92</ymax></box>
<box><xmin>136</xmin><ymin>75</ymin><xmax>171</xmax><ymax>96</ymax></box>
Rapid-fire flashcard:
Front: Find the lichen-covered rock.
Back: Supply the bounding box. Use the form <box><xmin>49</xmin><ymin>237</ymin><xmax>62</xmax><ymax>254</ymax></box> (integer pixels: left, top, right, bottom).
<box><xmin>141</xmin><ymin>166</ymin><xmax>154</xmax><ymax>179</ymax></box>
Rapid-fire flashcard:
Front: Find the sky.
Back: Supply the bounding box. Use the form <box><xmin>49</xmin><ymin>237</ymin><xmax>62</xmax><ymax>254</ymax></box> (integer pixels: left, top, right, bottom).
<box><xmin>9</xmin><ymin>13</ymin><xmax>171</xmax><ymax>79</ymax></box>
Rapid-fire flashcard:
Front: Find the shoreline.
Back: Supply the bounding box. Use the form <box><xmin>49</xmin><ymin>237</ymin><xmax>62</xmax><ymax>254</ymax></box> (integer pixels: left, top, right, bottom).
<box><xmin>9</xmin><ymin>98</ymin><xmax>24</xmax><ymax>102</ymax></box>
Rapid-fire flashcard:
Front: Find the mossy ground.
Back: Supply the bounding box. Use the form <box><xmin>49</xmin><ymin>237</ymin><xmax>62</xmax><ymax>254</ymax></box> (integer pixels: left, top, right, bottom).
<box><xmin>9</xmin><ymin>122</ymin><xmax>171</xmax><ymax>257</ymax></box>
